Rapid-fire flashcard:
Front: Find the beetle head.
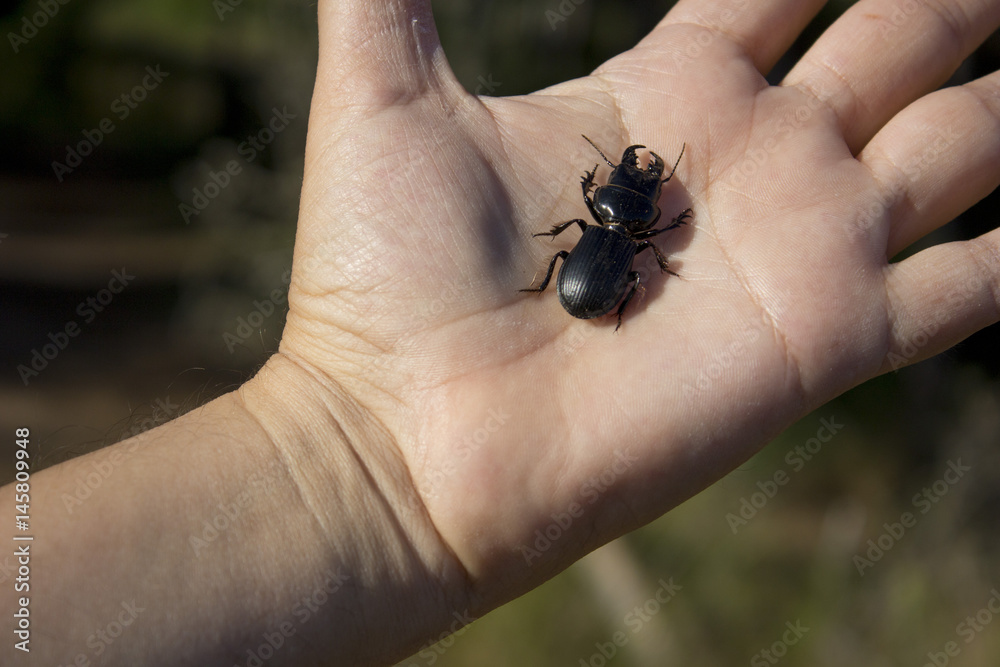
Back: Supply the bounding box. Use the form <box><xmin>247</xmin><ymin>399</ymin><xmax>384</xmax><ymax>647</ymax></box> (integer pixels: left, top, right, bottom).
<box><xmin>607</xmin><ymin>145</ymin><xmax>664</xmax><ymax>200</ymax></box>
<box><xmin>619</xmin><ymin>145</ymin><xmax>664</xmax><ymax>177</ymax></box>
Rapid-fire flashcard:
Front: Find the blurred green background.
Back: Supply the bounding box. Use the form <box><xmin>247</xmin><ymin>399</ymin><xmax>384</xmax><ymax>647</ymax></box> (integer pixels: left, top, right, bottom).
<box><xmin>2</xmin><ymin>1</ymin><xmax>1000</xmax><ymax>665</ymax></box>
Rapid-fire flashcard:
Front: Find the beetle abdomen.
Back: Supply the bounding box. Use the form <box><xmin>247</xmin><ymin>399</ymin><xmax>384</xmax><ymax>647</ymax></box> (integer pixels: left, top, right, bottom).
<box><xmin>557</xmin><ymin>225</ymin><xmax>636</xmax><ymax>319</ymax></box>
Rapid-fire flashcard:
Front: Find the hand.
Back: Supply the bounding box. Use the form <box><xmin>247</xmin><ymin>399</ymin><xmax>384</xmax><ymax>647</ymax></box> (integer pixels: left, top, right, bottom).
<box><xmin>13</xmin><ymin>2</ymin><xmax>999</xmax><ymax>665</ymax></box>
<box><xmin>276</xmin><ymin>0</ymin><xmax>1000</xmax><ymax>613</ymax></box>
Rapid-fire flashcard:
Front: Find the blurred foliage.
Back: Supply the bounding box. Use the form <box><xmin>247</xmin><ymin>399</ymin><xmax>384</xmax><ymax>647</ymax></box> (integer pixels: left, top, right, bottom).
<box><xmin>1</xmin><ymin>0</ymin><xmax>999</xmax><ymax>665</ymax></box>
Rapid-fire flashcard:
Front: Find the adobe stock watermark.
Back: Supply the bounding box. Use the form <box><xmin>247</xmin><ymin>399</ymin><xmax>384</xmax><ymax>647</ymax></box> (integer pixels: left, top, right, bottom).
<box><xmin>188</xmin><ymin>457</ymin><xmax>289</xmax><ymax>557</ymax></box>
<box><xmin>726</xmin><ymin>416</ymin><xmax>844</xmax><ymax>534</ymax></box>
<box><xmin>405</xmin><ymin>407</ymin><xmax>511</xmax><ymax>513</ymax></box>
<box><xmin>118</xmin><ymin>394</ymin><xmax>183</xmax><ymax>441</ymax></box>
<box><xmin>878</xmin><ymin>0</ymin><xmax>924</xmax><ymax>38</ymax></box>
<box><xmin>578</xmin><ymin>577</ymin><xmax>682</xmax><ymax>667</ymax></box>
<box><xmin>17</xmin><ymin>268</ymin><xmax>135</xmax><ymax>386</ymax></box>
<box><xmin>214</xmin><ymin>0</ymin><xmax>245</xmax><ymax>21</ymax></box>
<box><xmin>852</xmin><ymin>124</ymin><xmax>963</xmax><ymax>239</ymax></box>
<box><xmin>396</xmin><ymin>610</ymin><xmax>478</xmax><ymax>666</ymax></box>
<box><xmin>367</xmin><ymin>278</ymin><xmax>475</xmax><ymax>377</ymax></box>
<box><xmin>727</xmin><ymin>79</ymin><xmax>833</xmax><ymax>190</ymax></box>
<box><xmin>920</xmin><ymin>588</ymin><xmax>1000</xmax><ymax>667</ymax></box>
<box><xmin>672</xmin><ymin>0</ymin><xmax>751</xmax><ymax>67</ymax></box>
<box><xmin>546</xmin><ymin>0</ymin><xmax>587</xmax><ymax>30</ymax></box>
<box><xmin>223</xmin><ymin>269</ymin><xmax>292</xmax><ymax>353</ymax></box>
<box><xmin>520</xmin><ymin>448</ymin><xmax>639</xmax><ymax>565</ymax></box>
<box><xmin>7</xmin><ymin>0</ymin><xmax>72</xmax><ymax>54</ymax></box>
<box><xmin>188</xmin><ymin>493</ymin><xmax>257</xmax><ymax>558</ymax></box>
<box><xmin>750</xmin><ymin>619</ymin><xmax>809</xmax><ymax>666</ymax></box>
<box><xmin>472</xmin><ymin>73</ymin><xmax>501</xmax><ymax>96</ymax></box>
<box><xmin>55</xmin><ymin>599</ymin><xmax>145</xmax><ymax>666</ymax></box>
<box><xmin>60</xmin><ymin>394</ymin><xmax>181</xmax><ymax>514</ymax></box>
<box><xmin>411</xmin><ymin>280</ymin><xmax>463</xmax><ymax>333</ymax></box>
<box><xmin>235</xmin><ymin>568</ymin><xmax>350</xmax><ymax>667</ymax></box>
<box><xmin>853</xmin><ymin>458</ymin><xmax>971</xmax><ymax>576</ymax></box>
<box><xmin>178</xmin><ymin>106</ymin><xmax>297</xmax><ymax>224</ymax></box>
<box><xmin>683</xmin><ymin>326</ymin><xmax>762</xmax><ymax>395</ymax></box>
<box><xmin>51</xmin><ymin>66</ymin><xmax>169</xmax><ymax>182</ymax></box>
<box><xmin>887</xmin><ymin>284</ymin><xmax>976</xmax><ymax>370</ymax></box>
<box><xmin>0</xmin><ymin>554</ymin><xmax>18</xmax><ymax>586</ymax></box>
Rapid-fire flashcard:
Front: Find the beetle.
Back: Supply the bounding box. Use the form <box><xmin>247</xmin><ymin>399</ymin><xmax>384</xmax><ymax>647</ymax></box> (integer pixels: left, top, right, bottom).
<box><xmin>520</xmin><ymin>135</ymin><xmax>692</xmax><ymax>331</ymax></box>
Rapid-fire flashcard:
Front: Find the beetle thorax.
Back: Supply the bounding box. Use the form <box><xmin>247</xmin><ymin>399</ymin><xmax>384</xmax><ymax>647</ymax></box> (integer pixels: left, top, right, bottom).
<box><xmin>593</xmin><ymin>185</ymin><xmax>661</xmax><ymax>231</ymax></box>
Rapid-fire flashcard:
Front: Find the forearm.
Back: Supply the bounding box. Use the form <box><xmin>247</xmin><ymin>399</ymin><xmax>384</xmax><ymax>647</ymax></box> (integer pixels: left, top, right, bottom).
<box><xmin>2</xmin><ymin>353</ymin><xmax>467</xmax><ymax>666</ymax></box>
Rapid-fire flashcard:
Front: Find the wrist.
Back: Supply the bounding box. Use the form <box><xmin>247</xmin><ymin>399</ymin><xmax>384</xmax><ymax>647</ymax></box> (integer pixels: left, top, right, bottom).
<box><xmin>238</xmin><ymin>352</ymin><xmax>475</xmax><ymax>664</ymax></box>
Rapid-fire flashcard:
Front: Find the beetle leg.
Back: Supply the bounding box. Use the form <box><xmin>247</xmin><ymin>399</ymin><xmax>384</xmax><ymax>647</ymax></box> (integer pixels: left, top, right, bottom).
<box><xmin>614</xmin><ymin>271</ymin><xmax>642</xmax><ymax>332</ymax></box>
<box><xmin>636</xmin><ymin>241</ymin><xmax>678</xmax><ymax>277</ymax></box>
<box><xmin>519</xmin><ymin>250</ymin><xmax>569</xmax><ymax>294</ymax></box>
<box><xmin>581</xmin><ymin>164</ymin><xmax>598</xmax><ymax>195</ymax></box>
<box><xmin>533</xmin><ymin>219</ymin><xmax>588</xmax><ymax>239</ymax></box>
<box><xmin>579</xmin><ymin>165</ymin><xmax>605</xmax><ymax>224</ymax></box>
<box><xmin>674</xmin><ymin>207</ymin><xmax>693</xmax><ymax>227</ymax></box>
<box><xmin>632</xmin><ymin>208</ymin><xmax>692</xmax><ymax>240</ymax></box>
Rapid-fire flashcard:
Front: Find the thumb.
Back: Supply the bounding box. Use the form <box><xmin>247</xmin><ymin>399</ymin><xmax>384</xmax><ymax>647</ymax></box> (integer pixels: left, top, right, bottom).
<box><xmin>314</xmin><ymin>0</ymin><xmax>461</xmax><ymax>120</ymax></box>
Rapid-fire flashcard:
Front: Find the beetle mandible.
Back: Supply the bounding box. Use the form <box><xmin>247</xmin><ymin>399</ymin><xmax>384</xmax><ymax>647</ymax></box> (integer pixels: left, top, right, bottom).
<box><xmin>520</xmin><ymin>135</ymin><xmax>692</xmax><ymax>331</ymax></box>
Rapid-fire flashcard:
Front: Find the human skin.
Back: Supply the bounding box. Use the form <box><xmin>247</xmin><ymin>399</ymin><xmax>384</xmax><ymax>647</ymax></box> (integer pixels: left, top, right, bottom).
<box><xmin>3</xmin><ymin>0</ymin><xmax>1000</xmax><ymax>665</ymax></box>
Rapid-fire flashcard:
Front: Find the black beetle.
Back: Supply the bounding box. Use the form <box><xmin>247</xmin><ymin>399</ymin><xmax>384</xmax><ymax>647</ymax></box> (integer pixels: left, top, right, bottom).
<box><xmin>521</xmin><ymin>135</ymin><xmax>692</xmax><ymax>331</ymax></box>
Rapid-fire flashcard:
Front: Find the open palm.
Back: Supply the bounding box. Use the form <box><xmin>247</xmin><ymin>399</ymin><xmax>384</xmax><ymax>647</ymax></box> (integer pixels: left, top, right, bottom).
<box><xmin>279</xmin><ymin>0</ymin><xmax>1000</xmax><ymax>611</ymax></box>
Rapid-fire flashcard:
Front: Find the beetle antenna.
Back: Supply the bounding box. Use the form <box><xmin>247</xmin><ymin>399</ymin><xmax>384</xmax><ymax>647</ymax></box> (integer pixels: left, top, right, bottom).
<box><xmin>662</xmin><ymin>143</ymin><xmax>686</xmax><ymax>183</ymax></box>
<box><xmin>582</xmin><ymin>135</ymin><xmax>616</xmax><ymax>167</ymax></box>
